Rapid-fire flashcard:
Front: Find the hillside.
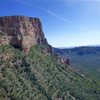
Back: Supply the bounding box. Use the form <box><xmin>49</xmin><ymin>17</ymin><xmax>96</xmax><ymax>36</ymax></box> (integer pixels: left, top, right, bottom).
<box><xmin>0</xmin><ymin>44</ymin><xmax>100</xmax><ymax>100</ymax></box>
<box><xmin>0</xmin><ymin>16</ymin><xmax>100</xmax><ymax>100</ymax></box>
<box><xmin>53</xmin><ymin>46</ymin><xmax>100</xmax><ymax>80</ymax></box>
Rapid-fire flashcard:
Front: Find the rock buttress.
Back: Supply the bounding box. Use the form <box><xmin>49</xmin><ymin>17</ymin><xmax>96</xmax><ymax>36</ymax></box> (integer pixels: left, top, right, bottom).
<box><xmin>0</xmin><ymin>16</ymin><xmax>48</xmax><ymax>53</ymax></box>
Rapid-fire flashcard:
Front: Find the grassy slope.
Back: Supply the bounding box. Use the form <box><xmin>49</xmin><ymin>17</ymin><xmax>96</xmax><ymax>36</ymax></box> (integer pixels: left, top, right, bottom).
<box><xmin>0</xmin><ymin>45</ymin><xmax>100</xmax><ymax>100</ymax></box>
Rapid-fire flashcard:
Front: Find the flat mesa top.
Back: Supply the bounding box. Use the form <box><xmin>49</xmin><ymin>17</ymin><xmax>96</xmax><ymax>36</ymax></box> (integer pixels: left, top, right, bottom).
<box><xmin>0</xmin><ymin>15</ymin><xmax>39</xmax><ymax>20</ymax></box>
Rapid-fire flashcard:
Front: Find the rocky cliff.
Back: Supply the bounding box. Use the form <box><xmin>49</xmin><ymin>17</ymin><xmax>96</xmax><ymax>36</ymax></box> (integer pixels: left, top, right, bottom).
<box><xmin>0</xmin><ymin>15</ymin><xmax>69</xmax><ymax>64</ymax></box>
<box><xmin>0</xmin><ymin>16</ymin><xmax>48</xmax><ymax>53</ymax></box>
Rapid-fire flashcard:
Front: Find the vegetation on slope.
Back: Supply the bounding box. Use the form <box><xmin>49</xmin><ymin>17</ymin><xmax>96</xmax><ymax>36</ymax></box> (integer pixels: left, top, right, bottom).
<box><xmin>0</xmin><ymin>45</ymin><xmax>100</xmax><ymax>100</ymax></box>
<box><xmin>53</xmin><ymin>47</ymin><xmax>100</xmax><ymax>81</ymax></box>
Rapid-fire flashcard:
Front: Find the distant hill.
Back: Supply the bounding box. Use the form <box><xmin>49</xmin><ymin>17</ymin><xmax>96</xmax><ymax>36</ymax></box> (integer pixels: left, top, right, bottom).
<box><xmin>53</xmin><ymin>46</ymin><xmax>100</xmax><ymax>79</ymax></box>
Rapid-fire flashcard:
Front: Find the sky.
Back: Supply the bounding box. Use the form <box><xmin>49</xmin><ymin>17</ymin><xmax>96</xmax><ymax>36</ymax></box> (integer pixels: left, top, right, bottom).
<box><xmin>0</xmin><ymin>0</ymin><xmax>100</xmax><ymax>47</ymax></box>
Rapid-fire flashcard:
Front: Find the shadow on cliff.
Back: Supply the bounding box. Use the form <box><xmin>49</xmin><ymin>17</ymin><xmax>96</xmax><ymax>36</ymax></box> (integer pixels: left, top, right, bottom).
<box><xmin>10</xmin><ymin>36</ymin><xmax>22</xmax><ymax>50</ymax></box>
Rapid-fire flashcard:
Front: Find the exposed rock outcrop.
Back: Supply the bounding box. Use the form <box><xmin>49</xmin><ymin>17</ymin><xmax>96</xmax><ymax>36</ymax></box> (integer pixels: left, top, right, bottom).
<box><xmin>60</xmin><ymin>57</ymin><xmax>70</xmax><ymax>65</ymax></box>
<box><xmin>0</xmin><ymin>16</ymin><xmax>48</xmax><ymax>53</ymax></box>
<box><xmin>57</xmin><ymin>57</ymin><xmax>70</xmax><ymax>65</ymax></box>
<box><xmin>0</xmin><ymin>15</ymin><xmax>69</xmax><ymax>64</ymax></box>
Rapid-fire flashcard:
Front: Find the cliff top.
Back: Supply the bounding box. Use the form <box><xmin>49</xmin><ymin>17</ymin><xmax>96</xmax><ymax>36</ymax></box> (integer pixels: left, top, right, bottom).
<box><xmin>0</xmin><ymin>15</ymin><xmax>47</xmax><ymax>53</ymax></box>
<box><xmin>0</xmin><ymin>15</ymin><xmax>39</xmax><ymax>20</ymax></box>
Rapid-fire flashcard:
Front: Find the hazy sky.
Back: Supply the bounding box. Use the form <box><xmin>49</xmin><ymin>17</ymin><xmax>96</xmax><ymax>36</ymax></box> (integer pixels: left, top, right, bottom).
<box><xmin>0</xmin><ymin>0</ymin><xmax>100</xmax><ymax>47</ymax></box>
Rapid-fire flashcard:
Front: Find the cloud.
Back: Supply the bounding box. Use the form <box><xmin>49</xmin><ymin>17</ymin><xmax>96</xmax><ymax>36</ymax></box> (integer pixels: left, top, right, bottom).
<box><xmin>14</xmin><ymin>0</ymin><xmax>33</xmax><ymax>6</ymax></box>
<box><xmin>44</xmin><ymin>9</ymin><xmax>73</xmax><ymax>23</ymax></box>
<box><xmin>14</xmin><ymin>0</ymin><xmax>73</xmax><ymax>24</ymax></box>
<box><xmin>14</xmin><ymin>0</ymin><xmax>100</xmax><ymax>34</ymax></box>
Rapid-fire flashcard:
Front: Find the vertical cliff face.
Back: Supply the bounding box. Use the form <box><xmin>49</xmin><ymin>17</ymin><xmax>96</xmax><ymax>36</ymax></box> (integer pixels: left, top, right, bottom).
<box><xmin>0</xmin><ymin>16</ymin><xmax>48</xmax><ymax>53</ymax></box>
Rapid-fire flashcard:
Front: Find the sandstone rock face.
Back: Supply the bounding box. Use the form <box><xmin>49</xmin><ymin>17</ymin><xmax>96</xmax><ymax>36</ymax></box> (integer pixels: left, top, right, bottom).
<box><xmin>60</xmin><ymin>57</ymin><xmax>70</xmax><ymax>65</ymax></box>
<box><xmin>0</xmin><ymin>16</ymin><xmax>48</xmax><ymax>53</ymax></box>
